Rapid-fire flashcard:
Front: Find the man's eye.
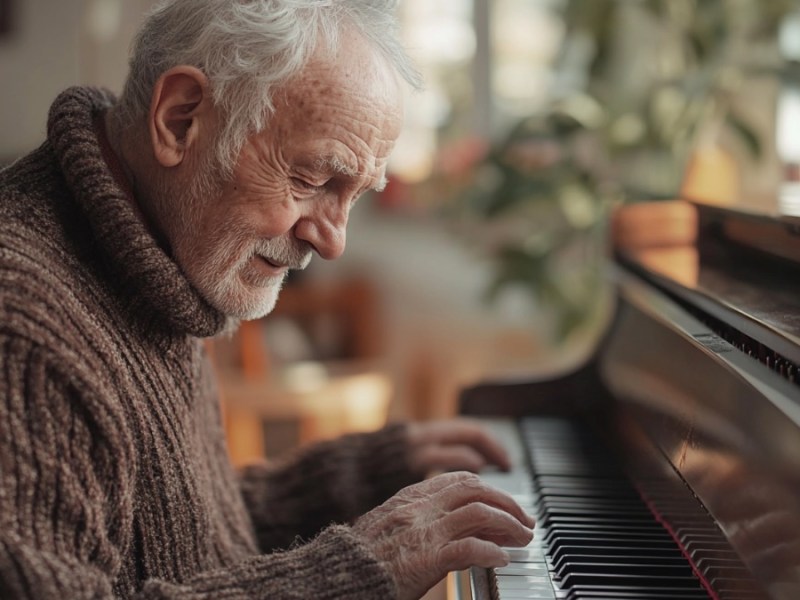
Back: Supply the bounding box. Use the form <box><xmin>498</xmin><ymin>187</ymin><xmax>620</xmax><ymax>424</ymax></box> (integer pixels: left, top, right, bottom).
<box><xmin>292</xmin><ymin>177</ymin><xmax>326</xmax><ymax>192</ymax></box>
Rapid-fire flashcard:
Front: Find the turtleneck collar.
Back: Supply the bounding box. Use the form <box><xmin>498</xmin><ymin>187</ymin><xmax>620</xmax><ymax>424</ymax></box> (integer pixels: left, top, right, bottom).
<box><xmin>47</xmin><ymin>86</ymin><xmax>228</xmax><ymax>338</ymax></box>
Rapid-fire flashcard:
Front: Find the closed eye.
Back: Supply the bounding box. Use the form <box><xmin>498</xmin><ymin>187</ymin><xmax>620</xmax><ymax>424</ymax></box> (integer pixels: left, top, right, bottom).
<box><xmin>291</xmin><ymin>177</ymin><xmax>328</xmax><ymax>192</ymax></box>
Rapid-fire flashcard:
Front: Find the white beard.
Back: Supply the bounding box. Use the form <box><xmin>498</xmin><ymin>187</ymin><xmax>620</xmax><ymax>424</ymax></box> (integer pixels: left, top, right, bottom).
<box><xmin>147</xmin><ymin>150</ymin><xmax>311</xmax><ymax>321</ymax></box>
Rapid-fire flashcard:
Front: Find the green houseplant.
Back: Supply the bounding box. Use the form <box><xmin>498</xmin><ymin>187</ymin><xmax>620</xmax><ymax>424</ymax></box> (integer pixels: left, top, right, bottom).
<box><xmin>453</xmin><ymin>0</ymin><xmax>795</xmax><ymax>342</ymax></box>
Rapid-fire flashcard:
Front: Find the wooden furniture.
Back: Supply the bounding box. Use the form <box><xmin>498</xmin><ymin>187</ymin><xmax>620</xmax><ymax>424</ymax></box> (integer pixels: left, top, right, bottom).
<box><xmin>209</xmin><ymin>277</ymin><xmax>392</xmax><ymax>466</ymax></box>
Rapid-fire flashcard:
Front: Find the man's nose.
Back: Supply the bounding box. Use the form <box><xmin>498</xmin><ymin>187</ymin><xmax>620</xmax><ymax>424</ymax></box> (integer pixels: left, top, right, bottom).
<box><xmin>294</xmin><ymin>203</ymin><xmax>349</xmax><ymax>260</ymax></box>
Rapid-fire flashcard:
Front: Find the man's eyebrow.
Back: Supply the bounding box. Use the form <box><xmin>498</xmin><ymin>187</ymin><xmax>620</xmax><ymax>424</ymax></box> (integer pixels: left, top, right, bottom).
<box><xmin>313</xmin><ymin>155</ymin><xmax>357</xmax><ymax>177</ymax></box>
<box><xmin>313</xmin><ymin>155</ymin><xmax>388</xmax><ymax>192</ymax></box>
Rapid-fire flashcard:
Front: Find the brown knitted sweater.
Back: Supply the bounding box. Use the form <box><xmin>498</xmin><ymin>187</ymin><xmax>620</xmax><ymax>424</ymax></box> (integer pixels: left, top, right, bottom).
<box><xmin>0</xmin><ymin>87</ymin><xmax>418</xmax><ymax>599</ymax></box>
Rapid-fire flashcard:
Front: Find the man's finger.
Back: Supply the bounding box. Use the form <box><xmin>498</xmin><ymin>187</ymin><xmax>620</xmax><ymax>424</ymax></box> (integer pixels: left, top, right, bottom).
<box><xmin>438</xmin><ymin>502</ymin><xmax>534</xmax><ymax>547</ymax></box>
<box><xmin>436</xmin><ymin>473</ymin><xmax>536</xmax><ymax>528</ymax></box>
<box><xmin>436</xmin><ymin>537</ymin><xmax>510</xmax><ymax>573</ymax></box>
<box><xmin>416</xmin><ymin>444</ymin><xmax>487</xmax><ymax>474</ymax></box>
<box><xmin>404</xmin><ymin>470</ymin><xmax>482</xmax><ymax>495</ymax></box>
<box><xmin>434</xmin><ymin>421</ymin><xmax>512</xmax><ymax>471</ymax></box>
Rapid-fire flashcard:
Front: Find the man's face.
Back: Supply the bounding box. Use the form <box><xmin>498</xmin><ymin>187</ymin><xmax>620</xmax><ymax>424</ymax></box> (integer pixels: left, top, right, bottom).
<box><xmin>162</xmin><ymin>37</ymin><xmax>404</xmax><ymax>321</ymax></box>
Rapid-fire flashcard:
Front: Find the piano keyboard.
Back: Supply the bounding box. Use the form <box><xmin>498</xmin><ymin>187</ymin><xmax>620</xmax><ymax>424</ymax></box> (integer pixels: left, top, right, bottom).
<box><xmin>466</xmin><ymin>417</ymin><xmax>763</xmax><ymax>600</ymax></box>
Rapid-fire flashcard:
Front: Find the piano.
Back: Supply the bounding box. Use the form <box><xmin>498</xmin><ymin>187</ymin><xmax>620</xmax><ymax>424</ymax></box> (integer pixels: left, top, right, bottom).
<box><xmin>453</xmin><ymin>200</ymin><xmax>800</xmax><ymax>599</ymax></box>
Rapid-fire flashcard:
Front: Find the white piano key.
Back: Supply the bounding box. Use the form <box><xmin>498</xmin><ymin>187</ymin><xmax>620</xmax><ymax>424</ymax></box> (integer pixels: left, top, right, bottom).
<box><xmin>492</xmin><ymin>591</ymin><xmax>555</xmax><ymax>599</ymax></box>
<box><xmin>495</xmin><ymin>574</ymin><xmax>554</xmax><ymax>591</ymax></box>
<box><xmin>504</xmin><ymin>546</ymin><xmax>546</xmax><ymax>562</ymax></box>
<box><xmin>496</xmin><ymin>563</ymin><xmax>550</xmax><ymax>576</ymax></box>
<box><xmin>481</xmin><ymin>470</ymin><xmax>534</xmax><ymax>497</ymax></box>
<box><xmin>496</xmin><ymin>575</ymin><xmax>551</xmax><ymax>588</ymax></box>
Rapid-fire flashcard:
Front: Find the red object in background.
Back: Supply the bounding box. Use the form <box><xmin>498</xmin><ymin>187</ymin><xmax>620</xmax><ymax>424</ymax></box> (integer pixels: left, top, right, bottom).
<box><xmin>375</xmin><ymin>176</ymin><xmax>411</xmax><ymax>211</ymax></box>
<box><xmin>436</xmin><ymin>137</ymin><xmax>489</xmax><ymax>178</ymax></box>
<box><xmin>375</xmin><ymin>137</ymin><xmax>490</xmax><ymax>213</ymax></box>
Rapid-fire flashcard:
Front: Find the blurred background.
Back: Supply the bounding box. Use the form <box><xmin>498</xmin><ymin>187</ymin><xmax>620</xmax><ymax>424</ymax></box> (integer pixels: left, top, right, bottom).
<box><xmin>4</xmin><ymin>0</ymin><xmax>800</xmax><ymax>598</ymax></box>
<box><xmin>2</xmin><ymin>0</ymin><xmax>798</xmax><ymax>504</ymax></box>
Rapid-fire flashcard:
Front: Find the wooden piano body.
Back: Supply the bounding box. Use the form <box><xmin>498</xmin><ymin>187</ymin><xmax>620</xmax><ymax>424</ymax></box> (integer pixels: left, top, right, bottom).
<box><xmin>456</xmin><ymin>202</ymin><xmax>800</xmax><ymax>599</ymax></box>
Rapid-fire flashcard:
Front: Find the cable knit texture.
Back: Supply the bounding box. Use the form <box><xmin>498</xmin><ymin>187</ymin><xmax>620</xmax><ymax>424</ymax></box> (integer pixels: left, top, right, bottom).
<box><xmin>0</xmin><ymin>87</ymin><xmax>417</xmax><ymax>599</ymax></box>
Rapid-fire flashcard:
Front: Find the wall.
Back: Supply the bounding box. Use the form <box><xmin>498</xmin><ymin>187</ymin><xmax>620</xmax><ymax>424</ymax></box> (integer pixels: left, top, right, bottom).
<box><xmin>0</xmin><ymin>0</ymin><xmax>154</xmax><ymax>162</ymax></box>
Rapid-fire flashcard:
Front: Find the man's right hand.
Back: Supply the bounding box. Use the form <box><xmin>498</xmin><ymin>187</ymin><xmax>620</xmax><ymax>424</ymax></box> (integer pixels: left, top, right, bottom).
<box><xmin>351</xmin><ymin>471</ymin><xmax>535</xmax><ymax>600</ymax></box>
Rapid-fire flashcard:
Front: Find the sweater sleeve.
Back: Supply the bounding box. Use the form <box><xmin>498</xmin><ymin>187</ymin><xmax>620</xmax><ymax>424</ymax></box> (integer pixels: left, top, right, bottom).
<box><xmin>239</xmin><ymin>424</ymin><xmax>420</xmax><ymax>552</ymax></box>
<box><xmin>1</xmin><ymin>527</ymin><xmax>395</xmax><ymax>600</ymax></box>
<box><xmin>0</xmin><ymin>336</ymin><xmax>396</xmax><ymax>600</ymax></box>
<box><xmin>138</xmin><ymin>525</ymin><xmax>396</xmax><ymax>599</ymax></box>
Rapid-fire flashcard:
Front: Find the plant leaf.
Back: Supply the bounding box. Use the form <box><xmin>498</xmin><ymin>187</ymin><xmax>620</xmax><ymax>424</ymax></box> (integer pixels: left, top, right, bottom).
<box><xmin>725</xmin><ymin>110</ymin><xmax>762</xmax><ymax>159</ymax></box>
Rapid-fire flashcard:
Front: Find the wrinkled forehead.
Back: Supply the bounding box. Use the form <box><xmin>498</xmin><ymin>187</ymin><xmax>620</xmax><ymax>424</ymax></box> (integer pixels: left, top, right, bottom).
<box><xmin>280</xmin><ymin>28</ymin><xmax>403</xmax><ymax>118</ymax></box>
<box><xmin>272</xmin><ymin>40</ymin><xmax>405</xmax><ymax>161</ymax></box>
<box><xmin>284</xmin><ymin>74</ymin><xmax>402</xmax><ymax>135</ymax></box>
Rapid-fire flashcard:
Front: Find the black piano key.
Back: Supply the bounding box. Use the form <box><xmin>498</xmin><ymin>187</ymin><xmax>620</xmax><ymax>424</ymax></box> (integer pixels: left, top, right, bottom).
<box><xmin>554</xmin><ymin>560</ymin><xmax>695</xmax><ymax>579</ymax></box>
<box><xmin>539</xmin><ymin>497</ymin><xmax>645</xmax><ymax>509</ymax></box>
<box><xmin>535</xmin><ymin>477</ymin><xmax>632</xmax><ymax>485</ymax></box>
<box><xmin>544</xmin><ymin>528</ymin><xmax>675</xmax><ymax>547</ymax></box>
<box><xmin>535</xmin><ymin>476</ymin><xmax>632</xmax><ymax>487</ymax></box>
<box><xmin>676</xmin><ymin>529</ymin><xmax>729</xmax><ymax>543</ymax></box>
<box><xmin>538</xmin><ymin>491</ymin><xmax>644</xmax><ymax>503</ymax></box>
<box><xmin>695</xmin><ymin>556</ymin><xmax>752</xmax><ymax>579</ymax></box>
<box><xmin>547</xmin><ymin>554</ymin><xmax>687</xmax><ymax>573</ymax></box>
<box><xmin>538</xmin><ymin>504</ymin><xmax>656</xmax><ymax>517</ymax></box>
<box><xmin>539</xmin><ymin>475</ymin><xmax>617</xmax><ymax>486</ymax></box>
<box><xmin>558</xmin><ymin>571</ymin><xmax>707</xmax><ymax>589</ymax></box>
<box><xmin>551</xmin><ymin>553</ymin><xmax>688</xmax><ymax>572</ymax></box>
<box><xmin>549</xmin><ymin>544</ymin><xmax>686</xmax><ymax>562</ymax></box>
<box><xmin>542</xmin><ymin>520</ymin><xmax>668</xmax><ymax>535</ymax></box>
<box><xmin>544</xmin><ymin>533</ymin><xmax>674</xmax><ymax>552</ymax></box>
<box><xmin>685</xmin><ymin>539</ymin><xmax>740</xmax><ymax>560</ymax></box>
<box><xmin>539</xmin><ymin>512</ymin><xmax>653</xmax><ymax>525</ymax></box>
<box><xmin>564</xmin><ymin>588</ymin><xmax>711</xmax><ymax>599</ymax></box>
<box><xmin>552</xmin><ymin>537</ymin><xmax>668</xmax><ymax>551</ymax></box>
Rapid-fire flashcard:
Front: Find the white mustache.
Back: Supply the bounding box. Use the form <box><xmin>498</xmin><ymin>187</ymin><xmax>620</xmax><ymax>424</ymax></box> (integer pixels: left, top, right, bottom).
<box><xmin>252</xmin><ymin>237</ymin><xmax>313</xmax><ymax>270</ymax></box>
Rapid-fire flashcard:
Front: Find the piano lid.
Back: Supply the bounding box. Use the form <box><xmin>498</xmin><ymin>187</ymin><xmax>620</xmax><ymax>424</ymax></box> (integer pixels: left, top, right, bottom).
<box><xmin>613</xmin><ymin>198</ymin><xmax>800</xmax><ymax>366</ymax></box>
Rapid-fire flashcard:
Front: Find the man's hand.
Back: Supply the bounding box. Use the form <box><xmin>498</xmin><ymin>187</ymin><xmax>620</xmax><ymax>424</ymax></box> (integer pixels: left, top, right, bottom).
<box><xmin>407</xmin><ymin>418</ymin><xmax>512</xmax><ymax>478</ymax></box>
<box><xmin>352</xmin><ymin>471</ymin><xmax>535</xmax><ymax>600</ymax></box>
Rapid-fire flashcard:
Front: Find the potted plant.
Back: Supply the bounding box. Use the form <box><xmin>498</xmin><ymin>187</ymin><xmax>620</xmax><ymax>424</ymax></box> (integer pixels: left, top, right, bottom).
<box><xmin>451</xmin><ymin>0</ymin><xmax>795</xmax><ymax>343</ymax></box>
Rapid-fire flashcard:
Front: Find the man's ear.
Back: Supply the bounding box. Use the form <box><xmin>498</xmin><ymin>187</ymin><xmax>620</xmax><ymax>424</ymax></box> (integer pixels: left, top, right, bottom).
<box><xmin>148</xmin><ymin>66</ymin><xmax>212</xmax><ymax>168</ymax></box>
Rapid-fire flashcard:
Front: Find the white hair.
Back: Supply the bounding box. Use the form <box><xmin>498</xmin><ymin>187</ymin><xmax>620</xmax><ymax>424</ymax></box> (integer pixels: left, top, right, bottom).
<box><xmin>115</xmin><ymin>0</ymin><xmax>422</xmax><ymax>173</ymax></box>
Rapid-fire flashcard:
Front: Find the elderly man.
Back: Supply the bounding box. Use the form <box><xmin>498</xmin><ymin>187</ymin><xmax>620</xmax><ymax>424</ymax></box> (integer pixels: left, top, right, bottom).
<box><xmin>0</xmin><ymin>1</ymin><xmax>534</xmax><ymax>598</ymax></box>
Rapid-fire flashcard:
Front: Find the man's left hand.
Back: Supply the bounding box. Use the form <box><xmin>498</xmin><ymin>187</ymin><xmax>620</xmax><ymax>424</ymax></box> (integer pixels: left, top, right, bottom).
<box><xmin>406</xmin><ymin>418</ymin><xmax>511</xmax><ymax>478</ymax></box>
